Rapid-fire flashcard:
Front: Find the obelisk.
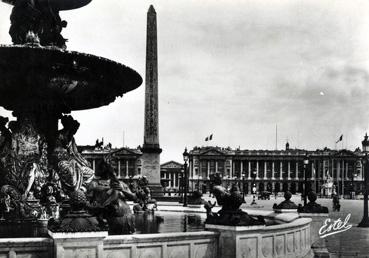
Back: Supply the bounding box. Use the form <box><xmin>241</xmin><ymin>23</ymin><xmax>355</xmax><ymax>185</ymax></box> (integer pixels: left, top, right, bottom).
<box><xmin>141</xmin><ymin>5</ymin><xmax>162</xmax><ymax>196</ymax></box>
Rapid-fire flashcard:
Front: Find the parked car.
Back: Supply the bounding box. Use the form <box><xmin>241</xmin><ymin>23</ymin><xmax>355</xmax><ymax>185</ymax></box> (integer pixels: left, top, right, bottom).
<box><xmin>258</xmin><ymin>191</ymin><xmax>271</xmax><ymax>200</ymax></box>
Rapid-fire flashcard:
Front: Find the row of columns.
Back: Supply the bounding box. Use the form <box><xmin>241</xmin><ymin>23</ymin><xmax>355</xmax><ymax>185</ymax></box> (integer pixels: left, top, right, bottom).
<box><xmin>190</xmin><ymin>160</ymin><xmax>304</xmax><ymax>180</ymax></box>
<box><xmin>162</xmin><ymin>172</ymin><xmax>179</xmax><ymax>187</ymax></box>
<box><xmin>190</xmin><ymin>159</ymin><xmax>358</xmax><ymax>182</ymax></box>
<box><xmin>90</xmin><ymin>159</ymin><xmax>137</xmax><ymax>178</ymax></box>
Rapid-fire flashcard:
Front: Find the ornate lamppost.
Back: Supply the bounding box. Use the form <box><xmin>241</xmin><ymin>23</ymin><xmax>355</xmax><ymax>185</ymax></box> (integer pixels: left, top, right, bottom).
<box><xmin>251</xmin><ymin>170</ymin><xmax>257</xmax><ymax>205</ymax></box>
<box><xmin>197</xmin><ymin>168</ymin><xmax>200</xmax><ymax>191</ymax></box>
<box><xmin>351</xmin><ymin>162</ymin><xmax>360</xmax><ymax>200</ymax></box>
<box><xmin>359</xmin><ymin>153</ymin><xmax>369</xmax><ymax>227</ymax></box>
<box><xmin>303</xmin><ymin>153</ymin><xmax>309</xmax><ymax>206</ymax></box>
<box><xmin>183</xmin><ymin>147</ymin><xmax>189</xmax><ymax>207</ymax></box>
<box><xmin>242</xmin><ymin>173</ymin><xmax>246</xmax><ymax>202</ymax></box>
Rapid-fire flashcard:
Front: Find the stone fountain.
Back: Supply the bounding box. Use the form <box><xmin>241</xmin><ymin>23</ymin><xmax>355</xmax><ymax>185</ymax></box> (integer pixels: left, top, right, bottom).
<box><xmin>0</xmin><ymin>0</ymin><xmax>142</xmax><ymax>236</ymax></box>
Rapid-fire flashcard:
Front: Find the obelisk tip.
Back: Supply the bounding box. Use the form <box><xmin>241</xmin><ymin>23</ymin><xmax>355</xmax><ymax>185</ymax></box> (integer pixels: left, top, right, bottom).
<box><xmin>148</xmin><ymin>5</ymin><xmax>156</xmax><ymax>13</ymax></box>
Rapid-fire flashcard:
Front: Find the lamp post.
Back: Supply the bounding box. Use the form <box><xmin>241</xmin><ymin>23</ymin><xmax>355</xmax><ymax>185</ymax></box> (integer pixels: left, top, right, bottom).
<box><xmin>183</xmin><ymin>147</ymin><xmax>189</xmax><ymax>207</ymax></box>
<box><xmin>359</xmin><ymin>153</ymin><xmax>369</xmax><ymax>227</ymax></box>
<box><xmin>251</xmin><ymin>170</ymin><xmax>257</xmax><ymax>205</ymax></box>
<box><xmin>242</xmin><ymin>173</ymin><xmax>246</xmax><ymax>202</ymax></box>
<box><xmin>197</xmin><ymin>169</ymin><xmax>200</xmax><ymax>191</ymax></box>
<box><xmin>303</xmin><ymin>153</ymin><xmax>309</xmax><ymax>206</ymax></box>
<box><xmin>351</xmin><ymin>165</ymin><xmax>359</xmax><ymax>200</ymax></box>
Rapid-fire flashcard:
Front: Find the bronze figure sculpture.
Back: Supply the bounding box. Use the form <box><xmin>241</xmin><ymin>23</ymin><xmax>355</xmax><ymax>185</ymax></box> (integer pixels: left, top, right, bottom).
<box><xmin>206</xmin><ymin>173</ymin><xmax>265</xmax><ymax>226</ymax></box>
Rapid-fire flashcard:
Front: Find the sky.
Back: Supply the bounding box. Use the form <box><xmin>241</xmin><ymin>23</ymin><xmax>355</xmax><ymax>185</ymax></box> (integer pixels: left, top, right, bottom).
<box><xmin>0</xmin><ymin>0</ymin><xmax>369</xmax><ymax>163</ymax></box>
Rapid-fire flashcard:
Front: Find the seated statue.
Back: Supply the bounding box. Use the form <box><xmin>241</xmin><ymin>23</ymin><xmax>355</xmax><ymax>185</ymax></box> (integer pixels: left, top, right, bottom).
<box><xmin>298</xmin><ymin>191</ymin><xmax>328</xmax><ymax>213</ymax></box>
<box><xmin>273</xmin><ymin>191</ymin><xmax>298</xmax><ymax>210</ymax></box>
<box><xmin>103</xmin><ymin>178</ymin><xmax>136</xmax><ymax>234</ymax></box>
<box><xmin>52</xmin><ymin>115</ymin><xmax>94</xmax><ymax>195</ymax></box>
<box><xmin>206</xmin><ymin>173</ymin><xmax>264</xmax><ymax>226</ymax></box>
<box><xmin>8</xmin><ymin>0</ymin><xmax>68</xmax><ymax>48</ymax></box>
<box><xmin>188</xmin><ymin>190</ymin><xmax>204</xmax><ymax>205</ymax></box>
<box><xmin>87</xmin><ymin>160</ymin><xmax>137</xmax><ymax>234</ymax></box>
<box><xmin>132</xmin><ymin>177</ymin><xmax>157</xmax><ymax>213</ymax></box>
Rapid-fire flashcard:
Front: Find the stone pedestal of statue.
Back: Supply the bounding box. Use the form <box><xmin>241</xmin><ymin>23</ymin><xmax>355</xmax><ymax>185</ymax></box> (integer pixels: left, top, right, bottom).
<box><xmin>141</xmin><ymin>148</ymin><xmax>163</xmax><ymax>197</ymax></box>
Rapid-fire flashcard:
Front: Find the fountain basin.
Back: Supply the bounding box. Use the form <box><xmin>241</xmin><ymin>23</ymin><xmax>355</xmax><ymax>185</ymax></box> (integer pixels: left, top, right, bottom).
<box><xmin>0</xmin><ymin>210</ymin><xmax>312</xmax><ymax>258</ymax></box>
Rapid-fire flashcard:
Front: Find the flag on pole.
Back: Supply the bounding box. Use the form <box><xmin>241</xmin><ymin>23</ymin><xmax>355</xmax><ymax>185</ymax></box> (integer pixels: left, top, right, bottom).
<box><xmin>336</xmin><ymin>134</ymin><xmax>343</xmax><ymax>143</ymax></box>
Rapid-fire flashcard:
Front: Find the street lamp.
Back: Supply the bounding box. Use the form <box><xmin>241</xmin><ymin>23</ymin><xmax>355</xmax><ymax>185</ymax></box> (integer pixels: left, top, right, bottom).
<box><xmin>303</xmin><ymin>153</ymin><xmax>309</xmax><ymax>206</ymax></box>
<box><xmin>242</xmin><ymin>173</ymin><xmax>246</xmax><ymax>202</ymax></box>
<box><xmin>251</xmin><ymin>170</ymin><xmax>257</xmax><ymax>205</ymax></box>
<box><xmin>197</xmin><ymin>170</ymin><xmax>200</xmax><ymax>191</ymax></box>
<box><xmin>359</xmin><ymin>154</ymin><xmax>369</xmax><ymax>227</ymax></box>
<box><xmin>183</xmin><ymin>147</ymin><xmax>189</xmax><ymax>207</ymax></box>
<box><xmin>352</xmin><ymin>163</ymin><xmax>360</xmax><ymax>200</ymax></box>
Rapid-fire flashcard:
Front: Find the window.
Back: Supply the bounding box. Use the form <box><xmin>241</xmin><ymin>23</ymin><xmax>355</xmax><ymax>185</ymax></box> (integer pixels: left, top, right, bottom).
<box><xmin>290</xmin><ymin>161</ymin><xmax>296</xmax><ymax>178</ymax></box>
<box><xmin>266</xmin><ymin>162</ymin><xmax>272</xmax><ymax>178</ymax></box>
<box><xmin>201</xmin><ymin>161</ymin><xmax>207</xmax><ymax>178</ymax></box>
<box><xmin>274</xmin><ymin>161</ymin><xmax>280</xmax><ymax>178</ymax></box>
<box><xmin>218</xmin><ymin>161</ymin><xmax>224</xmax><ymax>174</ymax></box>
<box><xmin>209</xmin><ymin>160</ymin><xmax>216</xmax><ymax>173</ymax></box>
<box><xmin>282</xmin><ymin>161</ymin><xmax>288</xmax><ymax>179</ymax></box>
<box><xmin>258</xmin><ymin>161</ymin><xmax>264</xmax><ymax>178</ymax></box>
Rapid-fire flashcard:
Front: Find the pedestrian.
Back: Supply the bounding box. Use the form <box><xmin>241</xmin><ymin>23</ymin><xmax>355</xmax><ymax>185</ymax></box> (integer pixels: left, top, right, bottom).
<box><xmin>202</xmin><ymin>184</ymin><xmax>207</xmax><ymax>194</ymax></box>
<box><xmin>332</xmin><ymin>194</ymin><xmax>340</xmax><ymax>212</ymax></box>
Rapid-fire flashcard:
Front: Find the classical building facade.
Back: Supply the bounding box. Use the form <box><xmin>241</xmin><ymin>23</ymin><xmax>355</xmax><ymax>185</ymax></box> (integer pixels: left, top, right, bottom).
<box><xmin>79</xmin><ymin>144</ymin><xmax>143</xmax><ymax>180</ymax></box>
<box><xmin>188</xmin><ymin>142</ymin><xmax>365</xmax><ymax>196</ymax></box>
<box><xmin>80</xmin><ymin>134</ymin><xmax>369</xmax><ymax>197</ymax></box>
<box><xmin>79</xmin><ymin>144</ymin><xmax>183</xmax><ymax>189</ymax></box>
<box><xmin>160</xmin><ymin>161</ymin><xmax>183</xmax><ymax>189</ymax></box>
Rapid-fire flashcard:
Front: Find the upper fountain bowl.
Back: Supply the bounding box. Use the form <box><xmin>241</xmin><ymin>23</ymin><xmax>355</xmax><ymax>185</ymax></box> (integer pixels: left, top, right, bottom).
<box><xmin>0</xmin><ymin>45</ymin><xmax>142</xmax><ymax>112</ymax></box>
<box><xmin>1</xmin><ymin>0</ymin><xmax>92</xmax><ymax>10</ymax></box>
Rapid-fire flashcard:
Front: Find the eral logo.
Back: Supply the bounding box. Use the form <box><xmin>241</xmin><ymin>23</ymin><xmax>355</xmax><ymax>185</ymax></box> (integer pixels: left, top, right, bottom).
<box><xmin>319</xmin><ymin>214</ymin><xmax>352</xmax><ymax>238</ymax></box>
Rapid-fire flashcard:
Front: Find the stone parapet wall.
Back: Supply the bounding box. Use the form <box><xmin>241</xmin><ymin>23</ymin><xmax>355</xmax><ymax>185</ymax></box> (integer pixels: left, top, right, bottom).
<box><xmin>0</xmin><ymin>237</ymin><xmax>53</xmax><ymax>258</ymax></box>
<box><xmin>0</xmin><ymin>216</ymin><xmax>312</xmax><ymax>258</ymax></box>
<box><xmin>104</xmin><ymin>231</ymin><xmax>219</xmax><ymax>258</ymax></box>
<box><xmin>299</xmin><ymin>213</ymin><xmax>329</xmax><ymax>257</ymax></box>
<box><xmin>206</xmin><ymin>217</ymin><xmax>312</xmax><ymax>258</ymax></box>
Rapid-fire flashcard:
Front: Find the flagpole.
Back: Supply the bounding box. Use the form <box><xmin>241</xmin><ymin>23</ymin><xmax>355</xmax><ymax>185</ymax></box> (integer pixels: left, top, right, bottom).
<box><xmin>275</xmin><ymin>124</ymin><xmax>278</xmax><ymax>150</ymax></box>
<box><xmin>342</xmin><ymin>159</ymin><xmax>344</xmax><ymax>198</ymax></box>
